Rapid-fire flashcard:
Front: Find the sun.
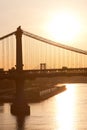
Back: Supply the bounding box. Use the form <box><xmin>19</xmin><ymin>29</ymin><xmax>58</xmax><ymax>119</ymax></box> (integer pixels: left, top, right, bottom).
<box><xmin>45</xmin><ymin>11</ymin><xmax>81</xmax><ymax>44</ymax></box>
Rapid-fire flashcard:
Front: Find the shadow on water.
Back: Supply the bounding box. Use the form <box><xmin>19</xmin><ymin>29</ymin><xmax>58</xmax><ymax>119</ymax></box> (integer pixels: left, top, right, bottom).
<box><xmin>16</xmin><ymin>114</ymin><xmax>26</xmax><ymax>130</ymax></box>
<box><xmin>10</xmin><ymin>104</ymin><xmax>29</xmax><ymax>130</ymax></box>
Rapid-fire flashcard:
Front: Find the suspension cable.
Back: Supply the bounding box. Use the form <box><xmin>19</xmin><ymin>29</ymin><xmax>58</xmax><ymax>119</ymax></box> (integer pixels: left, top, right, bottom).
<box><xmin>23</xmin><ymin>30</ymin><xmax>87</xmax><ymax>55</ymax></box>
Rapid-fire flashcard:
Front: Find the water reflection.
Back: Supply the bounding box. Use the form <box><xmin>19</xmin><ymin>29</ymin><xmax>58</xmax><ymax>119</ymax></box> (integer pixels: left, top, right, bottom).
<box><xmin>0</xmin><ymin>103</ymin><xmax>4</xmax><ymax>113</ymax></box>
<box><xmin>16</xmin><ymin>115</ymin><xmax>25</xmax><ymax>130</ymax></box>
<box><xmin>0</xmin><ymin>84</ymin><xmax>87</xmax><ymax>130</ymax></box>
<box><xmin>54</xmin><ymin>84</ymin><xmax>77</xmax><ymax>130</ymax></box>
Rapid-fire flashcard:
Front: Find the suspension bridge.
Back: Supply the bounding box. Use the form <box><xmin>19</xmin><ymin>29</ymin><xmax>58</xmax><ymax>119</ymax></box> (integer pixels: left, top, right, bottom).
<box><xmin>0</xmin><ymin>26</ymin><xmax>87</xmax><ymax>115</ymax></box>
<box><xmin>0</xmin><ymin>26</ymin><xmax>87</xmax><ymax>78</ymax></box>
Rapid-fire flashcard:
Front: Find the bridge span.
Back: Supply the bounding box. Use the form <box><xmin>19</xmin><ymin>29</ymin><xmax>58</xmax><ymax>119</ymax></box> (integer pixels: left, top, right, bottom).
<box><xmin>0</xmin><ymin>26</ymin><xmax>87</xmax><ymax>115</ymax></box>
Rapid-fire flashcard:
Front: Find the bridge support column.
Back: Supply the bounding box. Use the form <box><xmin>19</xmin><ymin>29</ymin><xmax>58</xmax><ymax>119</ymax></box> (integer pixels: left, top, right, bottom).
<box><xmin>11</xmin><ymin>77</ymin><xmax>30</xmax><ymax>115</ymax></box>
<box><xmin>10</xmin><ymin>26</ymin><xmax>30</xmax><ymax>116</ymax></box>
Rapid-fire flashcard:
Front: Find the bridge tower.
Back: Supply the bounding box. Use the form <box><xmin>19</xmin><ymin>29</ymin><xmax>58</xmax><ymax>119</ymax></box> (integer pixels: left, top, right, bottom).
<box><xmin>11</xmin><ymin>26</ymin><xmax>30</xmax><ymax>115</ymax></box>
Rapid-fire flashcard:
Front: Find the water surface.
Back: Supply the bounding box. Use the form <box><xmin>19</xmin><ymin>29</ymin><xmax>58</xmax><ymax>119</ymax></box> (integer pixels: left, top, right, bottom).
<box><xmin>0</xmin><ymin>83</ymin><xmax>87</xmax><ymax>130</ymax></box>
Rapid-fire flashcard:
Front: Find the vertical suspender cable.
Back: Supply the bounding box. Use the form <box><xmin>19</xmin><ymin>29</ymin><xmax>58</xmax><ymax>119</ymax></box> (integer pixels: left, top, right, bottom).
<box><xmin>6</xmin><ymin>38</ymin><xmax>9</xmax><ymax>70</ymax></box>
<box><xmin>2</xmin><ymin>40</ymin><xmax>4</xmax><ymax>69</ymax></box>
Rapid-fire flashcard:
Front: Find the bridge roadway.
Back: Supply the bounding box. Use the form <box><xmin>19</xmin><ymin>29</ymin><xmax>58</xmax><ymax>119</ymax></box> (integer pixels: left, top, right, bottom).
<box><xmin>0</xmin><ymin>68</ymin><xmax>87</xmax><ymax>80</ymax></box>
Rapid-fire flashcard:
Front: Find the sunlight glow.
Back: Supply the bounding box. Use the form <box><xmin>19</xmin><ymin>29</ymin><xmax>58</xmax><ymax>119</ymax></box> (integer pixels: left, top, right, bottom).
<box><xmin>54</xmin><ymin>84</ymin><xmax>77</xmax><ymax>130</ymax></box>
<box><xmin>46</xmin><ymin>11</ymin><xmax>81</xmax><ymax>44</ymax></box>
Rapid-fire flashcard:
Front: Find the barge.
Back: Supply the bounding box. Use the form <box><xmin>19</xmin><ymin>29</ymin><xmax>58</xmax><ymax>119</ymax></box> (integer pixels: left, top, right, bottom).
<box><xmin>0</xmin><ymin>77</ymin><xmax>66</xmax><ymax>103</ymax></box>
<box><xmin>25</xmin><ymin>85</ymin><xmax>66</xmax><ymax>102</ymax></box>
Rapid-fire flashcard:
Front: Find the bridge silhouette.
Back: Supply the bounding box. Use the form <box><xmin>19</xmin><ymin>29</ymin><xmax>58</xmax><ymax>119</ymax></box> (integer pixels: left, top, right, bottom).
<box><xmin>0</xmin><ymin>26</ymin><xmax>87</xmax><ymax>76</ymax></box>
<box><xmin>0</xmin><ymin>26</ymin><xmax>87</xmax><ymax>115</ymax></box>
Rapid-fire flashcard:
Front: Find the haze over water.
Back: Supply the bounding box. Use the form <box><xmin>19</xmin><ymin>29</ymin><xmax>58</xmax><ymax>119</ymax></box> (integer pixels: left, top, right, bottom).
<box><xmin>0</xmin><ymin>83</ymin><xmax>87</xmax><ymax>130</ymax></box>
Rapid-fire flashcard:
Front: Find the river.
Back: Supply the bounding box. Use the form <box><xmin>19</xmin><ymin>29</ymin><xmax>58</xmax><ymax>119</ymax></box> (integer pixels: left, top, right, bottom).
<box><xmin>0</xmin><ymin>83</ymin><xmax>87</xmax><ymax>130</ymax></box>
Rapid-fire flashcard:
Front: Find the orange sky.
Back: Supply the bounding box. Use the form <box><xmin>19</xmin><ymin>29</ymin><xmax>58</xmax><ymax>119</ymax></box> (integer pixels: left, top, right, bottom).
<box><xmin>0</xmin><ymin>0</ymin><xmax>87</xmax><ymax>50</ymax></box>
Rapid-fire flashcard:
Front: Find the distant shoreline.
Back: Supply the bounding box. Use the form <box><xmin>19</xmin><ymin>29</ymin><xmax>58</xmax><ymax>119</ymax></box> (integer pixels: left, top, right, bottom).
<box><xmin>56</xmin><ymin>76</ymin><xmax>87</xmax><ymax>83</ymax></box>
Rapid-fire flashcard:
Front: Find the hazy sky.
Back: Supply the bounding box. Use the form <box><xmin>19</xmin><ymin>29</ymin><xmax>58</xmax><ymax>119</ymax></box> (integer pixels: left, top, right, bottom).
<box><xmin>0</xmin><ymin>0</ymin><xmax>87</xmax><ymax>50</ymax></box>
